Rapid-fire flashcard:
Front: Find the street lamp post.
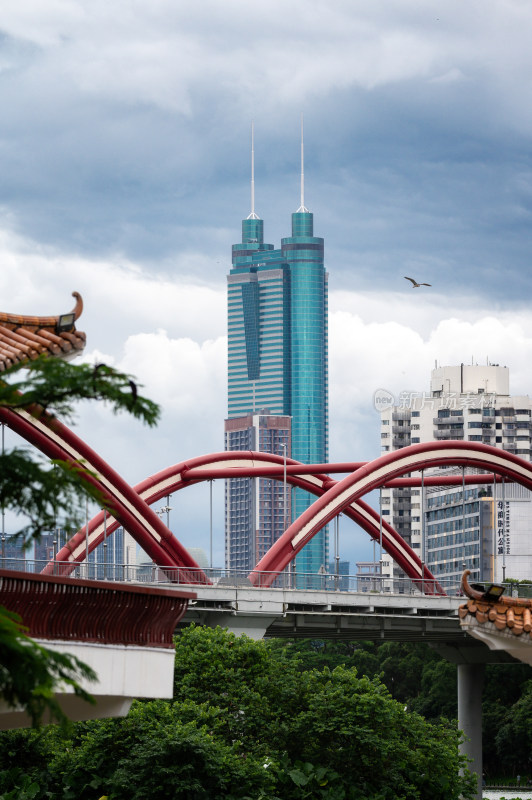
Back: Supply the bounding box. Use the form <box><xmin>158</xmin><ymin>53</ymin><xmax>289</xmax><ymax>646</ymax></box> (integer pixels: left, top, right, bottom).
<box><xmin>334</xmin><ymin>513</ymin><xmax>340</xmax><ymax>591</ymax></box>
<box><xmin>156</xmin><ymin>499</ymin><xmax>173</xmax><ymax>528</ymax></box>
<box><xmin>155</xmin><ymin>498</ymin><xmax>173</xmax><ymax>581</ymax></box>
<box><xmin>209</xmin><ymin>481</ymin><xmax>213</xmax><ymax>572</ymax></box>
<box><xmin>379</xmin><ymin>487</ymin><xmax>383</xmax><ymax>592</ymax></box>
<box><xmin>103</xmin><ymin>509</ymin><xmax>108</xmax><ymax>580</ymax></box>
<box><xmin>53</xmin><ymin>530</ymin><xmax>57</xmax><ymax>576</ymax></box>
<box><xmin>85</xmin><ymin>496</ymin><xmax>89</xmax><ymax>579</ymax></box>
<box><xmin>421</xmin><ymin>470</ymin><xmax>425</xmax><ymax>595</ymax></box>
<box><xmin>281</xmin><ymin>442</ymin><xmax>290</xmax><ymax>588</ymax></box>
<box><xmin>462</xmin><ymin>465</ymin><xmax>466</xmax><ymax>570</ymax></box>
<box><xmin>165</xmin><ymin>495</ymin><xmax>171</xmax><ymax>529</ymax></box>
<box><xmin>282</xmin><ymin>444</ymin><xmax>287</xmax><ymax>530</ymax></box>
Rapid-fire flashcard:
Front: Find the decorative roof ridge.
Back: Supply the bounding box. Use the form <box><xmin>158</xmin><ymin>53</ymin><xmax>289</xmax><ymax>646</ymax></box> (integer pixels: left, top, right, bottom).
<box><xmin>462</xmin><ymin>569</ymin><xmax>532</xmax><ymax>609</ymax></box>
<box><xmin>460</xmin><ymin>571</ymin><xmax>532</xmax><ymax>661</ymax></box>
<box><xmin>0</xmin><ymin>291</ymin><xmax>83</xmax><ymax>327</ymax></box>
<box><xmin>0</xmin><ymin>292</ymin><xmax>85</xmax><ymax>372</ymax></box>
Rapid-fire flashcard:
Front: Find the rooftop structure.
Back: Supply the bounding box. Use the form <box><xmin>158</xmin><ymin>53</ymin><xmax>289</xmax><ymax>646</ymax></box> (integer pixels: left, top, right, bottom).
<box><xmin>459</xmin><ymin>569</ymin><xmax>532</xmax><ymax>666</ymax></box>
<box><xmin>0</xmin><ymin>291</ymin><xmax>86</xmax><ymax>370</ymax></box>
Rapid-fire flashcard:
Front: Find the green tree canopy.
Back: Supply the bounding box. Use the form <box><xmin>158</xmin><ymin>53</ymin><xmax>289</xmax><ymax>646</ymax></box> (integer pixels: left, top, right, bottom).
<box><xmin>0</xmin><ymin>355</ymin><xmax>160</xmax><ymax>726</ymax></box>
<box><xmin>173</xmin><ymin>625</ymin><xmax>475</xmax><ymax>800</ymax></box>
<box><xmin>0</xmin><ymin>625</ymin><xmax>477</xmax><ymax>800</ymax></box>
<box><xmin>262</xmin><ymin>636</ymin><xmax>532</xmax><ymax>780</ymax></box>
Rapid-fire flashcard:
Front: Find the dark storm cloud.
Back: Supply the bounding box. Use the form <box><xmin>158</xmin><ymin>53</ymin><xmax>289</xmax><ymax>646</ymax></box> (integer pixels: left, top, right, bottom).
<box><xmin>1</xmin><ymin>1</ymin><xmax>532</xmax><ymax>304</ymax></box>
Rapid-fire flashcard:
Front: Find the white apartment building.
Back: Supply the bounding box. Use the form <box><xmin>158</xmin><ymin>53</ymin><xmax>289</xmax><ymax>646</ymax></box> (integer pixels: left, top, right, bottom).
<box><xmin>379</xmin><ymin>365</ymin><xmax>532</xmax><ymax>591</ymax></box>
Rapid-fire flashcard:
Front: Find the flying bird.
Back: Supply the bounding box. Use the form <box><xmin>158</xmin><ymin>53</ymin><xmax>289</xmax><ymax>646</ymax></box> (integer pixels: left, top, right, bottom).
<box><xmin>404</xmin><ymin>276</ymin><xmax>431</xmax><ymax>288</ymax></box>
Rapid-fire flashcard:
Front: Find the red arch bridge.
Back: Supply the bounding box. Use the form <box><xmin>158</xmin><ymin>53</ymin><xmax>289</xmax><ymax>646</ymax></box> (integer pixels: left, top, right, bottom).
<box><xmin>2</xmin><ymin>403</ymin><xmax>530</xmax><ymax>597</ymax></box>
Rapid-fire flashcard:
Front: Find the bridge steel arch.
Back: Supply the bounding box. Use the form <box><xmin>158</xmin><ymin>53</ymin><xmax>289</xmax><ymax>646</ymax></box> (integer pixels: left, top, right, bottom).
<box><xmin>53</xmin><ymin>452</ymin><xmax>499</xmax><ymax>579</ymax></box>
<box><xmin>250</xmin><ymin>441</ymin><xmax>532</xmax><ymax>587</ymax></box>
<box><xmin>49</xmin><ymin>451</ymin><xmax>444</xmax><ymax>594</ymax></box>
<box><xmin>0</xmin><ymin>406</ymin><xmax>208</xmax><ymax>583</ymax></box>
<box><xmin>4</xmin><ymin>401</ymin><xmax>518</xmax><ymax>597</ymax></box>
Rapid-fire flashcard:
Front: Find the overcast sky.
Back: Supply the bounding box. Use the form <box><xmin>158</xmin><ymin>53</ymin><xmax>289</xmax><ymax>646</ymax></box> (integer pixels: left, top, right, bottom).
<box><xmin>3</xmin><ymin>0</ymin><xmax>532</xmax><ymax>568</ymax></box>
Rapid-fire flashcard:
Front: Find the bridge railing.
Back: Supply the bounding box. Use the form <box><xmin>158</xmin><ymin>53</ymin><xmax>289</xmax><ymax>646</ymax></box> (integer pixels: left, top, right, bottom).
<box><xmin>0</xmin><ymin>568</ymin><xmax>194</xmax><ymax>647</ymax></box>
<box><xmin>1</xmin><ymin>556</ymin><xmax>527</xmax><ymax>597</ymax></box>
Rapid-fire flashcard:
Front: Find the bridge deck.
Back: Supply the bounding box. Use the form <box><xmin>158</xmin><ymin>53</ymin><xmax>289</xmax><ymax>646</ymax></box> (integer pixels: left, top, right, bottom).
<box><xmin>176</xmin><ymin>585</ymin><xmax>520</xmax><ymax>664</ymax></box>
<box><xmin>175</xmin><ymin>585</ymin><xmax>470</xmax><ymax>643</ymax></box>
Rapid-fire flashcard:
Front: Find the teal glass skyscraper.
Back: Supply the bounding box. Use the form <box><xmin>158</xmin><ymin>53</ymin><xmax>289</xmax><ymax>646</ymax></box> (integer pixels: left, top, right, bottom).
<box><xmin>225</xmin><ymin>127</ymin><xmax>328</xmax><ymax>578</ymax></box>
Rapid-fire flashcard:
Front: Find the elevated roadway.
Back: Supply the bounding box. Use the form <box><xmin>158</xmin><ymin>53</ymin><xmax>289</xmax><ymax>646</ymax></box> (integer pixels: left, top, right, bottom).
<box><xmin>177</xmin><ymin>584</ymin><xmax>515</xmax><ymax>664</ymax></box>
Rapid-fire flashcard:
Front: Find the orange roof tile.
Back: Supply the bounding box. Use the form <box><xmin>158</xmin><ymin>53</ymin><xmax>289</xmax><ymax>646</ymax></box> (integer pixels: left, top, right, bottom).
<box><xmin>0</xmin><ymin>292</ymin><xmax>86</xmax><ymax>371</ymax></box>
<box><xmin>460</xmin><ymin>570</ymin><xmax>532</xmax><ymax>645</ymax></box>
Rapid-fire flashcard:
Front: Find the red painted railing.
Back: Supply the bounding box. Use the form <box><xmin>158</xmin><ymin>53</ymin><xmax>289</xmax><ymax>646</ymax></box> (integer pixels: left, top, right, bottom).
<box><xmin>0</xmin><ymin>570</ymin><xmax>195</xmax><ymax>649</ymax></box>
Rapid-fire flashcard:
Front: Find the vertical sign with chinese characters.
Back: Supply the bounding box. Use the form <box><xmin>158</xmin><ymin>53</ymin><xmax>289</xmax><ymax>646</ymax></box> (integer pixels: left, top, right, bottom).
<box><xmin>496</xmin><ymin>500</ymin><xmax>511</xmax><ymax>555</ymax></box>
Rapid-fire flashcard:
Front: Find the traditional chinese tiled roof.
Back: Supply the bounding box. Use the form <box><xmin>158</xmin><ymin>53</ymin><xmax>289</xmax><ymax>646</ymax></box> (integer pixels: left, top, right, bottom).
<box><xmin>0</xmin><ymin>292</ymin><xmax>86</xmax><ymax>371</ymax></box>
<box><xmin>459</xmin><ymin>570</ymin><xmax>532</xmax><ymax>665</ymax></box>
<box><xmin>460</xmin><ymin>570</ymin><xmax>532</xmax><ymax>636</ymax></box>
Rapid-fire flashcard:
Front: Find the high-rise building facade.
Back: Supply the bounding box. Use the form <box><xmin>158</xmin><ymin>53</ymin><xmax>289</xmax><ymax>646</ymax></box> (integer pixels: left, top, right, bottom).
<box><xmin>225</xmin><ymin>134</ymin><xmax>328</xmax><ymax>577</ymax></box>
<box><xmin>225</xmin><ymin>412</ymin><xmax>291</xmax><ymax>573</ymax></box>
<box><xmin>424</xmin><ymin>476</ymin><xmax>532</xmax><ymax>586</ymax></box>
<box><xmin>1</xmin><ymin>534</ymin><xmax>25</xmax><ymax>571</ymax></box>
<box><xmin>379</xmin><ymin>365</ymin><xmax>532</xmax><ymax>591</ymax></box>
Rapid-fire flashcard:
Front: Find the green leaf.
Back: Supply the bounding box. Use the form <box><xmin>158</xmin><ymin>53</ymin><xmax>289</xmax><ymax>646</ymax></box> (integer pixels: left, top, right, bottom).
<box><xmin>0</xmin><ymin>355</ymin><xmax>160</xmax><ymax>727</ymax></box>
<box><xmin>288</xmin><ymin>768</ymin><xmax>309</xmax><ymax>787</ymax></box>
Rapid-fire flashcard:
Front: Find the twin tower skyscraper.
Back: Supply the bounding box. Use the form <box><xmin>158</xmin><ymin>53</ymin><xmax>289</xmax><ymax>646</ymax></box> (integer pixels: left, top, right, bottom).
<box><xmin>224</xmin><ymin>125</ymin><xmax>329</xmax><ymax>580</ymax></box>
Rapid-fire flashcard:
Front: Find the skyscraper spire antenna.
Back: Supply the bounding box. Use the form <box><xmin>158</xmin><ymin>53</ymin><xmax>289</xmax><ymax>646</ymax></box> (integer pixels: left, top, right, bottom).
<box><xmin>247</xmin><ymin>120</ymin><xmax>260</xmax><ymax>220</ymax></box>
<box><xmin>297</xmin><ymin>112</ymin><xmax>309</xmax><ymax>213</ymax></box>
